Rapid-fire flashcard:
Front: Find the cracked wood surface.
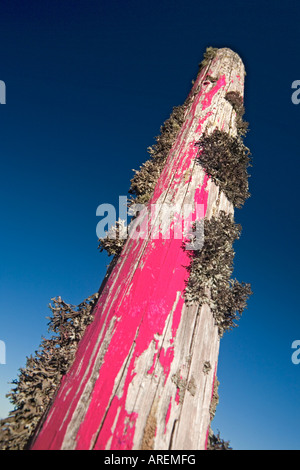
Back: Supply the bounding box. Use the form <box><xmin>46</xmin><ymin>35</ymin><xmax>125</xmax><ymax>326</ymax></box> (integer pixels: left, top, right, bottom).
<box><xmin>31</xmin><ymin>48</ymin><xmax>245</xmax><ymax>450</ymax></box>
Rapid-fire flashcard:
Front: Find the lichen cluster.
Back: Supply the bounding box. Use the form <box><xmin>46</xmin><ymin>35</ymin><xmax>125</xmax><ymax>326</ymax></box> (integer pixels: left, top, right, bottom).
<box><xmin>185</xmin><ymin>211</ymin><xmax>252</xmax><ymax>336</ymax></box>
<box><xmin>203</xmin><ymin>360</ymin><xmax>212</xmax><ymax>375</ymax></box>
<box><xmin>196</xmin><ymin>130</ymin><xmax>251</xmax><ymax>209</ymax></box>
<box><xmin>0</xmin><ymin>293</ymin><xmax>98</xmax><ymax>450</ymax></box>
<box><xmin>209</xmin><ymin>377</ymin><xmax>220</xmax><ymax>422</ymax></box>
<box><xmin>207</xmin><ymin>378</ymin><xmax>232</xmax><ymax>450</ymax></box>
<box><xmin>129</xmin><ymin>104</ymin><xmax>187</xmax><ymax>206</ymax></box>
<box><xmin>225</xmin><ymin>90</ymin><xmax>249</xmax><ymax>137</ymax></box>
<box><xmin>98</xmin><ymin>218</ymin><xmax>127</xmax><ymax>257</ymax></box>
<box><xmin>207</xmin><ymin>430</ymin><xmax>233</xmax><ymax>451</ymax></box>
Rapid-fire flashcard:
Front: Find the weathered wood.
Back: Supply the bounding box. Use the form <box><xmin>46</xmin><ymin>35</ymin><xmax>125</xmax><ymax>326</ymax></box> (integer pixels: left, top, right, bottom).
<box><xmin>31</xmin><ymin>48</ymin><xmax>245</xmax><ymax>450</ymax></box>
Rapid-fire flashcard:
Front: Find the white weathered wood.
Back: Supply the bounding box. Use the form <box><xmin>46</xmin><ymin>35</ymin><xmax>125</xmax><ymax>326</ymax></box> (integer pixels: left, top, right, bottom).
<box><xmin>31</xmin><ymin>48</ymin><xmax>245</xmax><ymax>450</ymax></box>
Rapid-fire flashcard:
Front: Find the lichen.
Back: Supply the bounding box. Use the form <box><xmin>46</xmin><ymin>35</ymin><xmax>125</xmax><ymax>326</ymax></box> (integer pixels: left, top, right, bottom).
<box><xmin>196</xmin><ymin>129</ymin><xmax>251</xmax><ymax>208</ymax></box>
<box><xmin>225</xmin><ymin>90</ymin><xmax>249</xmax><ymax>137</ymax></box>
<box><xmin>98</xmin><ymin>219</ymin><xmax>127</xmax><ymax>257</ymax></box>
<box><xmin>171</xmin><ymin>371</ymin><xmax>196</xmax><ymax>403</ymax></box>
<box><xmin>198</xmin><ymin>47</ymin><xmax>219</xmax><ymax>72</ymax></box>
<box><xmin>185</xmin><ymin>211</ymin><xmax>252</xmax><ymax>336</ymax></box>
<box><xmin>207</xmin><ymin>378</ymin><xmax>232</xmax><ymax>450</ymax></box>
<box><xmin>0</xmin><ymin>293</ymin><xmax>98</xmax><ymax>450</ymax></box>
<box><xmin>128</xmin><ymin>104</ymin><xmax>187</xmax><ymax>206</ymax></box>
<box><xmin>209</xmin><ymin>377</ymin><xmax>220</xmax><ymax>421</ymax></box>
<box><xmin>203</xmin><ymin>361</ymin><xmax>212</xmax><ymax>375</ymax></box>
<box><xmin>207</xmin><ymin>430</ymin><xmax>232</xmax><ymax>451</ymax></box>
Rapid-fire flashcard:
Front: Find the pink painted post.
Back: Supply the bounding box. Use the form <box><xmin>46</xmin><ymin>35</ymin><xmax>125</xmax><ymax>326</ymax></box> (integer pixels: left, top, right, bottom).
<box><xmin>31</xmin><ymin>48</ymin><xmax>247</xmax><ymax>450</ymax></box>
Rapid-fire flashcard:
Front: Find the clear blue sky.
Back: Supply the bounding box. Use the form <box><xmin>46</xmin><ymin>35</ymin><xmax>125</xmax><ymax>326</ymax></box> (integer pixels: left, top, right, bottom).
<box><xmin>0</xmin><ymin>0</ymin><xmax>299</xmax><ymax>450</ymax></box>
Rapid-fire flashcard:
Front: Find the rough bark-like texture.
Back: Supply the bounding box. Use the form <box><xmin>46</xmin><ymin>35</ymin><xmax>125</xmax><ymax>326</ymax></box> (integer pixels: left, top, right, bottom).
<box><xmin>31</xmin><ymin>48</ymin><xmax>247</xmax><ymax>450</ymax></box>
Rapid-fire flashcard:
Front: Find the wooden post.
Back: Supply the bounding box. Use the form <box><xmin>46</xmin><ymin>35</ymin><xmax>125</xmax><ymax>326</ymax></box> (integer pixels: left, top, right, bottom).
<box><xmin>31</xmin><ymin>48</ymin><xmax>246</xmax><ymax>450</ymax></box>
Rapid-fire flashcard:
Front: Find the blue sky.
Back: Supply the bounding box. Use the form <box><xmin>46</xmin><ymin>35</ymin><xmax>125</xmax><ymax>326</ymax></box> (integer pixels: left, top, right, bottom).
<box><xmin>0</xmin><ymin>0</ymin><xmax>299</xmax><ymax>450</ymax></box>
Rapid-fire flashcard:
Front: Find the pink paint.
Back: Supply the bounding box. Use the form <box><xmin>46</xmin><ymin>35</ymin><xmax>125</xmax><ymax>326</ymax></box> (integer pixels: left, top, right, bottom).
<box><xmin>175</xmin><ymin>388</ymin><xmax>180</xmax><ymax>405</ymax></box>
<box><xmin>98</xmin><ymin>397</ymin><xmax>138</xmax><ymax>450</ymax></box>
<box><xmin>148</xmin><ymin>350</ymin><xmax>158</xmax><ymax>375</ymax></box>
<box><xmin>159</xmin><ymin>346</ymin><xmax>174</xmax><ymax>383</ymax></box>
<box><xmin>201</xmin><ymin>75</ymin><xmax>226</xmax><ymax>111</ymax></box>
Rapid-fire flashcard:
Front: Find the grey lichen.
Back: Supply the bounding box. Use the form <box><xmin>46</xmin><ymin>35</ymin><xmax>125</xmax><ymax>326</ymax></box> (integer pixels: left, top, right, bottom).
<box><xmin>196</xmin><ymin>130</ymin><xmax>251</xmax><ymax>208</ymax></box>
<box><xmin>98</xmin><ymin>219</ymin><xmax>127</xmax><ymax>257</ymax></box>
<box><xmin>207</xmin><ymin>430</ymin><xmax>232</xmax><ymax>451</ymax></box>
<box><xmin>198</xmin><ymin>47</ymin><xmax>219</xmax><ymax>72</ymax></box>
<box><xmin>185</xmin><ymin>211</ymin><xmax>252</xmax><ymax>336</ymax></box>
<box><xmin>171</xmin><ymin>371</ymin><xmax>197</xmax><ymax>404</ymax></box>
<box><xmin>129</xmin><ymin>104</ymin><xmax>187</xmax><ymax>206</ymax></box>
<box><xmin>209</xmin><ymin>377</ymin><xmax>220</xmax><ymax>421</ymax></box>
<box><xmin>207</xmin><ymin>378</ymin><xmax>232</xmax><ymax>450</ymax></box>
<box><xmin>203</xmin><ymin>361</ymin><xmax>212</xmax><ymax>375</ymax></box>
<box><xmin>0</xmin><ymin>293</ymin><xmax>98</xmax><ymax>450</ymax></box>
<box><xmin>225</xmin><ymin>90</ymin><xmax>249</xmax><ymax>137</ymax></box>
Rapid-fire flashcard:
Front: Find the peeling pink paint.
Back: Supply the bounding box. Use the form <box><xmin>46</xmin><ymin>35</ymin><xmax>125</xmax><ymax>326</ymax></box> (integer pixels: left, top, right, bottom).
<box><xmin>175</xmin><ymin>388</ymin><xmax>180</xmax><ymax>405</ymax></box>
<box><xmin>201</xmin><ymin>75</ymin><xmax>226</xmax><ymax>111</ymax></box>
<box><xmin>31</xmin><ymin>58</ymin><xmax>229</xmax><ymax>451</ymax></box>
<box><xmin>159</xmin><ymin>346</ymin><xmax>174</xmax><ymax>383</ymax></box>
<box><xmin>148</xmin><ymin>350</ymin><xmax>158</xmax><ymax>375</ymax></box>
